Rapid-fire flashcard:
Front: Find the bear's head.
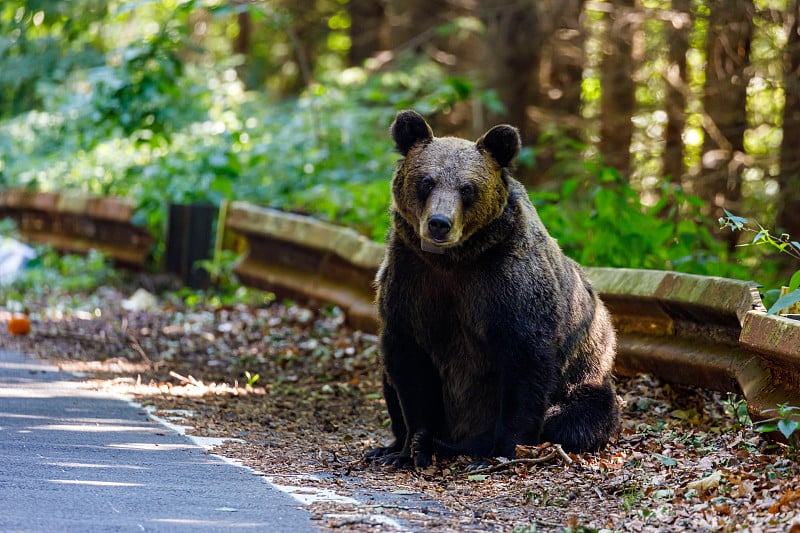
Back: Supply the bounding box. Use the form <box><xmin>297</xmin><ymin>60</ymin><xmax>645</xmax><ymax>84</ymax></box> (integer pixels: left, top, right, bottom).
<box><xmin>390</xmin><ymin>110</ymin><xmax>521</xmax><ymax>254</ymax></box>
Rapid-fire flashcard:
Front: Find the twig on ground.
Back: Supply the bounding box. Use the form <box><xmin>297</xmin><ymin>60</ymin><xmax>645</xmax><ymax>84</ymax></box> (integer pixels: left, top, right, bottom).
<box><xmin>467</xmin><ymin>452</ymin><xmax>557</xmax><ymax>476</ymax></box>
<box><xmin>554</xmin><ymin>443</ymin><xmax>573</xmax><ymax>464</ymax></box>
<box><xmin>127</xmin><ymin>332</ymin><xmax>153</xmax><ymax>364</ymax></box>
<box><xmin>169</xmin><ymin>370</ymin><xmax>200</xmax><ymax>385</ymax></box>
<box><xmin>464</xmin><ymin>444</ymin><xmax>573</xmax><ymax>475</ymax></box>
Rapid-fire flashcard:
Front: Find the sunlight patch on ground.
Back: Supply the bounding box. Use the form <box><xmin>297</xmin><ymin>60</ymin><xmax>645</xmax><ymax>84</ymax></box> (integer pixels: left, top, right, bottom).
<box><xmin>90</xmin><ymin>372</ymin><xmax>267</xmax><ymax>399</ymax></box>
<box><xmin>48</xmin><ymin>479</ymin><xmax>143</xmax><ymax>487</ymax></box>
<box><xmin>45</xmin><ymin>462</ymin><xmax>148</xmax><ymax>470</ymax></box>
<box><xmin>107</xmin><ymin>442</ymin><xmax>204</xmax><ymax>451</ymax></box>
<box><xmin>148</xmin><ymin>518</ymin><xmax>268</xmax><ymax>527</ymax></box>
<box><xmin>29</xmin><ymin>423</ymin><xmax>162</xmax><ymax>433</ymax></box>
<box><xmin>0</xmin><ymin>360</ymin><xmax>59</xmax><ymax>372</ymax></box>
<box><xmin>0</xmin><ymin>412</ymin><xmax>56</xmax><ymax>420</ymax></box>
<box><xmin>266</xmin><ymin>479</ymin><xmax>358</xmax><ymax>505</ymax></box>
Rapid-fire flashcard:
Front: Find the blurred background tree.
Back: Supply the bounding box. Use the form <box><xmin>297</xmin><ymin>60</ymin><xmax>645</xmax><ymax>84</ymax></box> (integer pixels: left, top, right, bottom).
<box><xmin>1</xmin><ymin>0</ymin><xmax>798</xmax><ymax>286</ymax></box>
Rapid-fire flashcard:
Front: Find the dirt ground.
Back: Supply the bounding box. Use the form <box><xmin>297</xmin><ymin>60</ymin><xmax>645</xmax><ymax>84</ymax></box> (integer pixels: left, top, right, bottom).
<box><xmin>3</xmin><ymin>281</ymin><xmax>800</xmax><ymax>532</ymax></box>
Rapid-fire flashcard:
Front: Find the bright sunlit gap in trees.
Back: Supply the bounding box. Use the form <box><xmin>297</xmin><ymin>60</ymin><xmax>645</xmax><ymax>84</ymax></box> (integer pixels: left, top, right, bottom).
<box><xmin>580</xmin><ymin>0</ymin><xmax>793</xmax><ymax>213</ymax></box>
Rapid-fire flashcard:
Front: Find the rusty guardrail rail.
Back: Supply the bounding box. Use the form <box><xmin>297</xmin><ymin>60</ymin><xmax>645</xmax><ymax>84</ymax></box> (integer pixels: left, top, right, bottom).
<box><xmin>588</xmin><ymin>268</ymin><xmax>799</xmax><ymax>422</ymax></box>
<box><xmin>226</xmin><ymin>203</ymin><xmax>800</xmax><ymax>424</ymax></box>
<box><xmin>226</xmin><ymin>202</ymin><xmax>384</xmax><ymax>332</ymax></box>
<box><xmin>0</xmin><ymin>190</ymin><xmax>153</xmax><ymax>267</ymax></box>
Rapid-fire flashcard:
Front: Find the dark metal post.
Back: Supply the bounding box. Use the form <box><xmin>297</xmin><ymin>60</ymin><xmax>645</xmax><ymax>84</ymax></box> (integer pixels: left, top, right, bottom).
<box><xmin>165</xmin><ymin>203</ymin><xmax>217</xmax><ymax>289</ymax></box>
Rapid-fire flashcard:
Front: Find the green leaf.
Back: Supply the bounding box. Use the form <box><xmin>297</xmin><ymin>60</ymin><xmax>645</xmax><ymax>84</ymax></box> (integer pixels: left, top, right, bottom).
<box><xmin>653</xmin><ymin>453</ymin><xmax>677</xmax><ymax>467</ymax></box>
<box><xmin>752</xmin><ymin>230</ymin><xmax>767</xmax><ymax>245</ymax></box>
<box><xmin>722</xmin><ymin>209</ymin><xmax>748</xmax><ymax>230</ymax></box>
<box><xmin>467</xmin><ymin>474</ymin><xmax>488</xmax><ymax>481</ymax></box>
<box><xmin>789</xmin><ymin>270</ymin><xmax>800</xmax><ymax>293</ymax></box>
<box><xmin>756</xmin><ymin>423</ymin><xmax>778</xmax><ymax>433</ymax></box>
<box><xmin>561</xmin><ymin>178</ymin><xmax>579</xmax><ymax>198</ymax></box>
<box><xmin>777</xmin><ymin>419</ymin><xmax>799</xmax><ymax>440</ymax></box>
<box><xmin>767</xmin><ymin>288</ymin><xmax>800</xmax><ymax>315</ymax></box>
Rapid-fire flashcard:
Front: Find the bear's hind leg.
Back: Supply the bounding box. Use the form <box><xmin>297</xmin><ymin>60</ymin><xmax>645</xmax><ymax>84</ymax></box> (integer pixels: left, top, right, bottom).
<box><xmin>541</xmin><ymin>377</ymin><xmax>620</xmax><ymax>453</ymax></box>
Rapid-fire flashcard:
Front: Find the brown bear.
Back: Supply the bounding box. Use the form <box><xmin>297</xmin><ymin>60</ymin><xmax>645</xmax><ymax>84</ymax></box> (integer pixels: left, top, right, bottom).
<box><xmin>369</xmin><ymin>110</ymin><xmax>619</xmax><ymax>468</ymax></box>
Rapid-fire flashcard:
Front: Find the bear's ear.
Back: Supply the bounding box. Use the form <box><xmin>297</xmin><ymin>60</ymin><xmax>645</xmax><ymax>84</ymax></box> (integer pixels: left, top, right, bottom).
<box><xmin>391</xmin><ymin>110</ymin><xmax>434</xmax><ymax>156</ymax></box>
<box><xmin>477</xmin><ymin>125</ymin><xmax>521</xmax><ymax>168</ymax></box>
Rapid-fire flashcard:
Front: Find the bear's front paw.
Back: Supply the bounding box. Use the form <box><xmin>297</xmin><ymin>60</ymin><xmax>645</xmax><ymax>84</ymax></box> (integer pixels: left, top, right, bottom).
<box><xmin>410</xmin><ymin>429</ymin><xmax>434</xmax><ymax>468</ymax></box>
<box><xmin>491</xmin><ymin>439</ymin><xmax>516</xmax><ymax>459</ymax></box>
<box><xmin>465</xmin><ymin>459</ymin><xmax>491</xmax><ymax>472</ymax></box>
<box><xmin>380</xmin><ymin>452</ymin><xmax>414</xmax><ymax>469</ymax></box>
<box><xmin>365</xmin><ymin>444</ymin><xmax>400</xmax><ymax>460</ymax></box>
<box><xmin>412</xmin><ymin>450</ymin><xmax>433</xmax><ymax>468</ymax></box>
<box><xmin>366</xmin><ymin>438</ymin><xmax>405</xmax><ymax>460</ymax></box>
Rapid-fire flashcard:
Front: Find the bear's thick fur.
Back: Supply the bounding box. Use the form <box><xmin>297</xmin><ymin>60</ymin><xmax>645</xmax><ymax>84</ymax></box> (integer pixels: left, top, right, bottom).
<box><xmin>369</xmin><ymin>110</ymin><xmax>619</xmax><ymax>468</ymax></box>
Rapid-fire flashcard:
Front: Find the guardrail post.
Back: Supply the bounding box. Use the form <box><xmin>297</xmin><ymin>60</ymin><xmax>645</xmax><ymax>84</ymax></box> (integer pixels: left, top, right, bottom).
<box><xmin>165</xmin><ymin>203</ymin><xmax>217</xmax><ymax>290</ymax></box>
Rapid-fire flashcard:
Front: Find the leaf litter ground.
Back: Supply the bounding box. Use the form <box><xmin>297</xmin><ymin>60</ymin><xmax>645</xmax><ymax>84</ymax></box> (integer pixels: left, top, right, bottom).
<box><xmin>2</xmin><ymin>281</ymin><xmax>800</xmax><ymax>532</ymax></box>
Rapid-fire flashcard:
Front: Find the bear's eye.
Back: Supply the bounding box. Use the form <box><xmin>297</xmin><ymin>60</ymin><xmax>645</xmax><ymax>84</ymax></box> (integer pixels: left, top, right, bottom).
<box><xmin>418</xmin><ymin>175</ymin><xmax>435</xmax><ymax>199</ymax></box>
<box><xmin>460</xmin><ymin>183</ymin><xmax>477</xmax><ymax>206</ymax></box>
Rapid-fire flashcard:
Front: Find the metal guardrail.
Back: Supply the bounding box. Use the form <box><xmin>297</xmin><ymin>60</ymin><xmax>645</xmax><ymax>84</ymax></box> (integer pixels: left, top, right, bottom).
<box><xmin>226</xmin><ymin>202</ymin><xmax>383</xmax><ymax>332</ymax></box>
<box><xmin>0</xmin><ymin>191</ymin><xmax>153</xmax><ymax>267</ymax></box>
<box><xmin>226</xmin><ymin>203</ymin><xmax>800</xmax><ymax>426</ymax></box>
<box><xmin>587</xmin><ymin>268</ymin><xmax>799</xmax><ymax>425</ymax></box>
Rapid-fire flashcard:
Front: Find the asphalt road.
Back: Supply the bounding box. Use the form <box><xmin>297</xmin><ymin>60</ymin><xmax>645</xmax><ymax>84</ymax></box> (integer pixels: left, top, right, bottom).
<box><xmin>0</xmin><ymin>350</ymin><xmax>318</xmax><ymax>533</ymax></box>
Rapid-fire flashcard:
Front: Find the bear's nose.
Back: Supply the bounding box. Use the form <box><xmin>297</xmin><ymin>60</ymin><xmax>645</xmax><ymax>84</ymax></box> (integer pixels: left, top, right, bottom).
<box><xmin>427</xmin><ymin>215</ymin><xmax>452</xmax><ymax>241</ymax></box>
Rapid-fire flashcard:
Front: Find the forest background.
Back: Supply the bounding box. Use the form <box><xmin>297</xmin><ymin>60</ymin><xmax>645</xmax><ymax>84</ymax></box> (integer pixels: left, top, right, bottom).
<box><xmin>1</xmin><ymin>0</ymin><xmax>799</xmax><ymax>295</ymax></box>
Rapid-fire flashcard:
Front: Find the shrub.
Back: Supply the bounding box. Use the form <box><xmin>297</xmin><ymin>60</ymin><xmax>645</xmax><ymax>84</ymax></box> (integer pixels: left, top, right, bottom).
<box><xmin>532</xmin><ymin>133</ymin><xmax>753</xmax><ymax>279</ymax></box>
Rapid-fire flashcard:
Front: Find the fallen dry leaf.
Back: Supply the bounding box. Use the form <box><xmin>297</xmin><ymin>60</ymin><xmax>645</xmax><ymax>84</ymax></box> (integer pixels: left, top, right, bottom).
<box><xmin>769</xmin><ymin>489</ymin><xmax>800</xmax><ymax>514</ymax></box>
<box><xmin>686</xmin><ymin>470</ymin><xmax>723</xmax><ymax>495</ymax></box>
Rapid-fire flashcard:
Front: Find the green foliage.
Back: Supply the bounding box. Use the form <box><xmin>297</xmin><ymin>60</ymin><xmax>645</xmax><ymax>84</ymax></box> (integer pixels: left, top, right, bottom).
<box><xmin>724</xmin><ymin>393</ymin><xmax>752</xmax><ymax>428</ymax></box>
<box><xmin>533</xmin><ymin>133</ymin><xmax>752</xmax><ymax>278</ymax></box>
<box><xmin>171</xmin><ymin>283</ymin><xmax>274</xmax><ymax>311</ymax></box>
<box><xmin>186</xmin><ymin>248</ymin><xmax>274</xmax><ymax>309</ymax></box>
<box><xmin>0</xmin><ymin>0</ymin><xmax>107</xmax><ymax>117</ymax></box>
<box><xmin>195</xmin><ymin>249</ymin><xmax>240</xmax><ymax>290</ymax></box>
<box><xmin>755</xmin><ymin>403</ymin><xmax>800</xmax><ymax>446</ymax></box>
<box><xmin>88</xmin><ymin>27</ymin><xmax>189</xmax><ymax>138</ymax></box>
<box><xmin>244</xmin><ymin>370</ymin><xmax>260</xmax><ymax>387</ymax></box>
<box><xmin>719</xmin><ymin>210</ymin><xmax>800</xmax><ymax>314</ymax></box>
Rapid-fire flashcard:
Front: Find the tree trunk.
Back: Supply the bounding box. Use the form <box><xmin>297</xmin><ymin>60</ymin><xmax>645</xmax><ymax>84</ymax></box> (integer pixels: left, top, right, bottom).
<box><xmin>480</xmin><ymin>0</ymin><xmax>543</xmax><ymax>143</ymax></box>
<box><xmin>599</xmin><ymin>0</ymin><xmax>635</xmax><ymax>175</ymax></box>
<box><xmin>529</xmin><ymin>0</ymin><xmax>585</xmax><ymax>136</ymax></box>
<box><xmin>522</xmin><ymin>0</ymin><xmax>585</xmax><ymax>186</ymax></box>
<box><xmin>696</xmin><ymin>0</ymin><xmax>753</xmax><ymax>233</ymax></box>
<box><xmin>778</xmin><ymin>2</ymin><xmax>800</xmax><ymax>240</ymax></box>
<box><xmin>278</xmin><ymin>0</ymin><xmax>333</xmax><ymax>93</ymax></box>
<box><xmin>386</xmin><ymin>0</ymin><xmax>448</xmax><ymax>51</ymax></box>
<box><xmin>663</xmin><ymin>0</ymin><xmax>691</xmax><ymax>184</ymax></box>
<box><xmin>233</xmin><ymin>7</ymin><xmax>253</xmax><ymax>88</ymax></box>
<box><xmin>348</xmin><ymin>0</ymin><xmax>387</xmax><ymax>66</ymax></box>
<box><xmin>233</xmin><ymin>10</ymin><xmax>251</xmax><ymax>57</ymax></box>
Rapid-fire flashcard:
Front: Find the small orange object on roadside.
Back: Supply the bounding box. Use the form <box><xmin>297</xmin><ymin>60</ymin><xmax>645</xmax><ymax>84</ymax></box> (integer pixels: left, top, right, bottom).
<box><xmin>7</xmin><ymin>314</ymin><xmax>31</xmax><ymax>336</ymax></box>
